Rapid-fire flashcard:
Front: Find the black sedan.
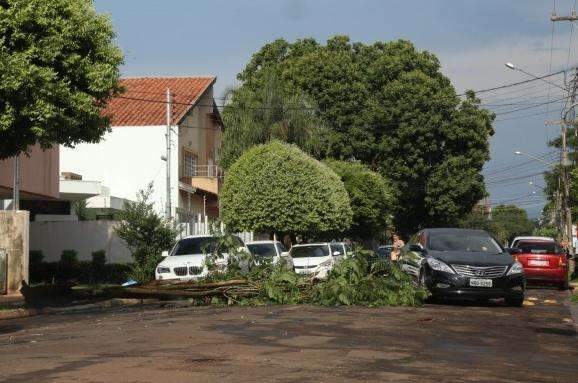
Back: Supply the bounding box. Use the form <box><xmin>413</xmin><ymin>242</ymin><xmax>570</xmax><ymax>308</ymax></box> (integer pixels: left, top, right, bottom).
<box><xmin>399</xmin><ymin>228</ymin><xmax>525</xmax><ymax>306</ymax></box>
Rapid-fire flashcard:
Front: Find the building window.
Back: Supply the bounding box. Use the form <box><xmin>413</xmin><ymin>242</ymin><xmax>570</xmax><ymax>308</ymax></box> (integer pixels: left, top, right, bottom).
<box><xmin>183</xmin><ymin>152</ymin><xmax>197</xmax><ymax>177</ymax></box>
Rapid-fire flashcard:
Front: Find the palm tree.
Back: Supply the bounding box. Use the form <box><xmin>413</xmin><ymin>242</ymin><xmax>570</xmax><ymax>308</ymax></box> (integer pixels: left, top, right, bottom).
<box><xmin>220</xmin><ymin>72</ymin><xmax>325</xmax><ymax>169</ymax></box>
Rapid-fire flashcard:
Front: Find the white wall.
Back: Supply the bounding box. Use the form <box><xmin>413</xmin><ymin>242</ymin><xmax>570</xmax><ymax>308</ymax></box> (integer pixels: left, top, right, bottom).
<box><xmin>60</xmin><ymin>126</ymin><xmax>179</xmax><ymax>215</ymax></box>
<box><xmin>30</xmin><ymin>221</ymin><xmax>132</xmax><ymax>263</ymax></box>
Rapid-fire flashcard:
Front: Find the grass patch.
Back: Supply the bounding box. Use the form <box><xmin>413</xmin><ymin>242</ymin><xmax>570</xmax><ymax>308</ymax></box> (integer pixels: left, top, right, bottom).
<box><xmin>571</xmin><ymin>294</ymin><xmax>578</xmax><ymax>303</ymax></box>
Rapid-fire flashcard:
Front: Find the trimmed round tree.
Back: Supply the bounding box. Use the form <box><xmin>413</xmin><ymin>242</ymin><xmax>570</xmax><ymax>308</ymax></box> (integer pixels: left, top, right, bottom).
<box><xmin>324</xmin><ymin>160</ymin><xmax>394</xmax><ymax>239</ymax></box>
<box><xmin>220</xmin><ymin>141</ymin><xmax>352</xmax><ymax>235</ymax></box>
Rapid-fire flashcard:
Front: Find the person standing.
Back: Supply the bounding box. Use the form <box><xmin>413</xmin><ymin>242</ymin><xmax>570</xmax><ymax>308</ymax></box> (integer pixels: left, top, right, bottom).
<box><xmin>391</xmin><ymin>234</ymin><xmax>405</xmax><ymax>262</ymax></box>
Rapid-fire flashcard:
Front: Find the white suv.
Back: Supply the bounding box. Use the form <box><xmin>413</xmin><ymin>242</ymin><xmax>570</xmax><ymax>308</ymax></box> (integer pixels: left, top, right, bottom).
<box><xmin>246</xmin><ymin>240</ymin><xmax>294</xmax><ymax>269</ymax></box>
<box><xmin>291</xmin><ymin>242</ymin><xmax>346</xmax><ymax>279</ymax></box>
<box><xmin>155</xmin><ymin>235</ymin><xmax>248</xmax><ymax>281</ymax></box>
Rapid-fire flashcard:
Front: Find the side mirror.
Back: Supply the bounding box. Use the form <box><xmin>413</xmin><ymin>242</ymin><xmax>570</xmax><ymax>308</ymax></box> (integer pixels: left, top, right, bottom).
<box><xmin>237</xmin><ymin>246</ymin><xmax>246</xmax><ymax>253</ymax></box>
<box><xmin>281</xmin><ymin>251</ymin><xmax>290</xmax><ymax>257</ymax></box>
<box><xmin>332</xmin><ymin>251</ymin><xmax>341</xmax><ymax>256</ymax></box>
<box><xmin>507</xmin><ymin>248</ymin><xmax>522</xmax><ymax>255</ymax></box>
<box><xmin>161</xmin><ymin>250</ymin><xmax>169</xmax><ymax>258</ymax></box>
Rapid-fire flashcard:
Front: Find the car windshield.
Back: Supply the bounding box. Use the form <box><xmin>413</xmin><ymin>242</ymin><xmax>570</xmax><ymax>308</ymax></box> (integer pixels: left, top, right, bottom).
<box><xmin>247</xmin><ymin>243</ymin><xmax>276</xmax><ymax>258</ymax></box>
<box><xmin>517</xmin><ymin>241</ymin><xmax>561</xmax><ymax>254</ymax></box>
<box><xmin>291</xmin><ymin>245</ymin><xmax>329</xmax><ymax>258</ymax></box>
<box><xmin>428</xmin><ymin>232</ymin><xmax>502</xmax><ymax>253</ymax></box>
<box><xmin>172</xmin><ymin>237</ymin><xmax>219</xmax><ymax>256</ymax></box>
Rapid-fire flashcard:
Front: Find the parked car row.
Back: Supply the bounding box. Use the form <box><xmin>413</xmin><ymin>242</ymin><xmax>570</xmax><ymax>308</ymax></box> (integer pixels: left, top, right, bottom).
<box><xmin>155</xmin><ymin>230</ymin><xmax>572</xmax><ymax>309</ymax></box>
<box><xmin>155</xmin><ymin>235</ymin><xmax>351</xmax><ymax>282</ymax></box>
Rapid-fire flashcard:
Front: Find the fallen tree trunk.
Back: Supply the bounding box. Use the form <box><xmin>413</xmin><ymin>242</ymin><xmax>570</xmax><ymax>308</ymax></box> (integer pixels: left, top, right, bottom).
<box><xmin>124</xmin><ymin>287</ymin><xmax>232</xmax><ymax>298</ymax></box>
<box><xmin>141</xmin><ymin>279</ymin><xmax>249</xmax><ymax>291</ymax></box>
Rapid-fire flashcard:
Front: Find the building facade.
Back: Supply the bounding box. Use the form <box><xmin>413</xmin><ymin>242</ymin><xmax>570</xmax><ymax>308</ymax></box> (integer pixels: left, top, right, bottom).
<box><xmin>60</xmin><ymin>76</ymin><xmax>223</xmax><ymax>232</ymax></box>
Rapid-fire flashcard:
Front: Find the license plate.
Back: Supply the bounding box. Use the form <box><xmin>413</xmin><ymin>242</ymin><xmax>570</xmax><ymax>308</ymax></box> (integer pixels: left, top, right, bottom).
<box><xmin>528</xmin><ymin>260</ymin><xmax>548</xmax><ymax>266</ymax></box>
<box><xmin>470</xmin><ymin>278</ymin><xmax>492</xmax><ymax>287</ymax></box>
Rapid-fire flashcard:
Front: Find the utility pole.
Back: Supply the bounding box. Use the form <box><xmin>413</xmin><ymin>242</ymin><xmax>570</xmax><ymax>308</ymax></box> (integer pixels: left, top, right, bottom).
<box><xmin>165</xmin><ymin>89</ymin><xmax>172</xmax><ymax>220</ymax></box>
<box><xmin>12</xmin><ymin>155</ymin><xmax>19</xmax><ymax>210</ymax></box>
<box><xmin>562</xmin><ymin>69</ymin><xmax>577</xmax><ymax>256</ymax></box>
<box><xmin>551</xmin><ymin>11</ymin><xmax>577</xmax><ymax>256</ymax></box>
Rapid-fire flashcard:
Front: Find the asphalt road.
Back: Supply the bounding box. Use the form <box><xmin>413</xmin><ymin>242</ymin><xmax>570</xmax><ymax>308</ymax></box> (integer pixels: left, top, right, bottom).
<box><xmin>0</xmin><ymin>288</ymin><xmax>577</xmax><ymax>383</ymax></box>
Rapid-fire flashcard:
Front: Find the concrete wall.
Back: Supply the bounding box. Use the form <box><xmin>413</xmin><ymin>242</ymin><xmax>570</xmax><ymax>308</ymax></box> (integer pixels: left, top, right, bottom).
<box><xmin>0</xmin><ymin>145</ymin><xmax>59</xmax><ymax>200</ymax></box>
<box><xmin>0</xmin><ymin>211</ymin><xmax>29</xmax><ymax>295</ymax></box>
<box><xmin>30</xmin><ymin>221</ymin><xmax>132</xmax><ymax>264</ymax></box>
<box><xmin>60</xmin><ymin>126</ymin><xmax>178</xmax><ymax>216</ymax></box>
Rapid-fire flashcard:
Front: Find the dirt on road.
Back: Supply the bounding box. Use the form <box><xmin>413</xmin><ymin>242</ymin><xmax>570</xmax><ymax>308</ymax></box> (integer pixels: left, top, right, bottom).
<box><xmin>0</xmin><ymin>288</ymin><xmax>577</xmax><ymax>383</ymax></box>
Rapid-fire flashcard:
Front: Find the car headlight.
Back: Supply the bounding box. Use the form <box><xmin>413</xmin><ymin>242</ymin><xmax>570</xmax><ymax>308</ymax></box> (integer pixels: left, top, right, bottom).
<box><xmin>426</xmin><ymin>258</ymin><xmax>455</xmax><ymax>274</ymax></box>
<box><xmin>156</xmin><ymin>266</ymin><xmax>170</xmax><ymax>274</ymax></box>
<box><xmin>318</xmin><ymin>259</ymin><xmax>332</xmax><ymax>268</ymax></box>
<box><xmin>507</xmin><ymin>261</ymin><xmax>524</xmax><ymax>275</ymax></box>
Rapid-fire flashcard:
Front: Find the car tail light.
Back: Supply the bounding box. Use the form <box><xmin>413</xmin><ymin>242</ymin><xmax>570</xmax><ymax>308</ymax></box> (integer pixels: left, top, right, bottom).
<box><xmin>559</xmin><ymin>256</ymin><xmax>567</xmax><ymax>267</ymax></box>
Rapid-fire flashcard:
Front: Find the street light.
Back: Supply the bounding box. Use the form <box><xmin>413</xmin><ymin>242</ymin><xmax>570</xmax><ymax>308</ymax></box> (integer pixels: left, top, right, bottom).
<box><xmin>504</xmin><ymin>62</ymin><xmax>567</xmax><ymax>91</ymax></box>
<box><xmin>513</xmin><ymin>150</ymin><xmax>558</xmax><ymax>167</ymax></box>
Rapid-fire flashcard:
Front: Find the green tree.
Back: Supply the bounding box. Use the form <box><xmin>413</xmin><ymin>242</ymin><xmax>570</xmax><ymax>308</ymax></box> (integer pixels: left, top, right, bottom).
<box><xmin>491</xmin><ymin>204</ymin><xmax>535</xmax><ymax>244</ymax></box>
<box><xmin>220</xmin><ymin>72</ymin><xmax>325</xmax><ymax>169</ymax></box>
<box><xmin>231</xmin><ymin>36</ymin><xmax>494</xmax><ymax>235</ymax></box>
<box><xmin>0</xmin><ymin>0</ymin><xmax>123</xmax><ymax>159</ymax></box>
<box><xmin>324</xmin><ymin>159</ymin><xmax>393</xmax><ymax>240</ymax></box>
<box><xmin>220</xmin><ymin>140</ymin><xmax>353</xmax><ymax>236</ymax></box>
<box><xmin>115</xmin><ymin>184</ymin><xmax>178</xmax><ymax>282</ymax></box>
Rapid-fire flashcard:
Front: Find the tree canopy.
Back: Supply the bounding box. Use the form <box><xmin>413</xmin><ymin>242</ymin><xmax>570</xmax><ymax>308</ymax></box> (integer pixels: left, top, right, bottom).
<box><xmin>220</xmin><ymin>140</ymin><xmax>353</xmax><ymax>235</ymax></box>
<box><xmin>229</xmin><ymin>36</ymin><xmax>494</xmax><ymax>235</ymax></box>
<box><xmin>324</xmin><ymin>159</ymin><xmax>393</xmax><ymax>239</ymax></box>
<box><xmin>0</xmin><ymin>0</ymin><xmax>123</xmax><ymax>159</ymax></box>
<box><xmin>459</xmin><ymin>204</ymin><xmax>535</xmax><ymax>244</ymax></box>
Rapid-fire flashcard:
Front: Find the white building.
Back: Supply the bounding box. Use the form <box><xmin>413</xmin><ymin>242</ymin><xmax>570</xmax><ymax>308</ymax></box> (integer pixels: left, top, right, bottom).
<box><xmin>60</xmin><ymin>77</ymin><xmax>224</xmax><ymax>232</ymax></box>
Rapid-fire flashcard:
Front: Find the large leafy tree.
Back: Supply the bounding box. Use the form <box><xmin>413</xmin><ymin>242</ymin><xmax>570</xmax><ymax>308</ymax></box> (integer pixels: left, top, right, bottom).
<box><xmin>220</xmin><ymin>141</ymin><xmax>352</xmax><ymax>235</ymax></box>
<box><xmin>491</xmin><ymin>204</ymin><xmax>535</xmax><ymax>244</ymax></box>
<box><xmin>230</xmin><ymin>36</ymin><xmax>494</xmax><ymax>235</ymax></box>
<box><xmin>324</xmin><ymin>159</ymin><xmax>393</xmax><ymax>240</ymax></box>
<box><xmin>0</xmin><ymin>0</ymin><xmax>123</xmax><ymax>159</ymax></box>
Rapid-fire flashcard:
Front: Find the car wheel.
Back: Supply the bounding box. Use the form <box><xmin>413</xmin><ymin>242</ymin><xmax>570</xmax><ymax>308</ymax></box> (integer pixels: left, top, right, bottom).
<box><xmin>506</xmin><ymin>296</ymin><xmax>524</xmax><ymax>307</ymax></box>
<box><xmin>559</xmin><ymin>278</ymin><xmax>570</xmax><ymax>291</ymax></box>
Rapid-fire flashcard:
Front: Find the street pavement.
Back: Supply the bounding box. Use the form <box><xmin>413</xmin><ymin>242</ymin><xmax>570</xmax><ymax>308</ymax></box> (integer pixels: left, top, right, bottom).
<box><xmin>0</xmin><ymin>288</ymin><xmax>577</xmax><ymax>383</ymax></box>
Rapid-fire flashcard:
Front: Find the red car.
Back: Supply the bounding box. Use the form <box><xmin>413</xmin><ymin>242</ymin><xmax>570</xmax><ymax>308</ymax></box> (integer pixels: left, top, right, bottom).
<box><xmin>513</xmin><ymin>240</ymin><xmax>570</xmax><ymax>290</ymax></box>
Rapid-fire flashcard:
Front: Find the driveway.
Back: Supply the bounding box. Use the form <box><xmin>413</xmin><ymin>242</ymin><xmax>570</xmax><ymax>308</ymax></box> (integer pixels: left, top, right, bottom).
<box><xmin>0</xmin><ymin>288</ymin><xmax>577</xmax><ymax>383</ymax></box>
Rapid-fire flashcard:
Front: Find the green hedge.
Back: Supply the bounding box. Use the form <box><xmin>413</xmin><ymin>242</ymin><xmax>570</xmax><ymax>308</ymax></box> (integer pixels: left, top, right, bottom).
<box><xmin>221</xmin><ymin>140</ymin><xmax>353</xmax><ymax>234</ymax></box>
<box><xmin>29</xmin><ymin>250</ymin><xmax>130</xmax><ymax>285</ymax></box>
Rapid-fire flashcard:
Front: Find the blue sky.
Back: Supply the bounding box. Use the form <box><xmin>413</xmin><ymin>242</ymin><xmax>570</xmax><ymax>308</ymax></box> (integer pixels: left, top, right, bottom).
<box><xmin>94</xmin><ymin>0</ymin><xmax>578</xmax><ymax>218</ymax></box>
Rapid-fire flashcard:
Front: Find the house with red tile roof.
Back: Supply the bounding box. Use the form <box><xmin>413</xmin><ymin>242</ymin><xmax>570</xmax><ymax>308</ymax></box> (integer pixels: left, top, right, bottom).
<box><xmin>60</xmin><ymin>76</ymin><xmax>224</xmax><ymax>228</ymax></box>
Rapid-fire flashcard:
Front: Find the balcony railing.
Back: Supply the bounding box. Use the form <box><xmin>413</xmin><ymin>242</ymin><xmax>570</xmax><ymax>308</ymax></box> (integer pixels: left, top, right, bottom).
<box><xmin>180</xmin><ymin>165</ymin><xmax>223</xmax><ymax>179</ymax></box>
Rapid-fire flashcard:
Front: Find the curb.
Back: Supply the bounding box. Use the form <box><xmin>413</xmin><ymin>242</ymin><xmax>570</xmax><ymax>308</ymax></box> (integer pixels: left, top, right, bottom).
<box><xmin>0</xmin><ymin>298</ymin><xmax>160</xmax><ymax>321</ymax></box>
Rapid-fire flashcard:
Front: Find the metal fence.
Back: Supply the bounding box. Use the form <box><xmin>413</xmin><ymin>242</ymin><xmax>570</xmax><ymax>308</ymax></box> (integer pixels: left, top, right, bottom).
<box><xmin>175</xmin><ymin>209</ymin><xmax>253</xmax><ymax>243</ymax></box>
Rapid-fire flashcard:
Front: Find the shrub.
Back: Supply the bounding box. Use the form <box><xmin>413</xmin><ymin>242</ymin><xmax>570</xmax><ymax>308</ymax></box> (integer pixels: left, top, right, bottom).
<box><xmin>29</xmin><ymin>250</ymin><xmax>44</xmax><ymax>265</ymax></box>
<box><xmin>115</xmin><ymin>184</ymin><xmax>178</xmax><ymax>283</ymax></box>
<box><xmin>325</xmin><ymin>160</ymin><xmax>394</xmax><ymax>239</ymax></box>
<box><xmin>60</xmin><ymin>250</ymin><xmax>79</xmax><ymax>264</ymax></box>
<box><xmin>220</xmin><ymin>140</ymin><xmax>353</xmax><ymax>236</ymax></box>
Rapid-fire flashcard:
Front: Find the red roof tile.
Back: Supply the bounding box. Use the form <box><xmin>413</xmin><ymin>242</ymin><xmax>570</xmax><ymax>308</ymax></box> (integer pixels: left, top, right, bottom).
<box><xmin>104</xmin><ymin>77</ymin><xmax>216</xmax><ymax>126</ymax></box>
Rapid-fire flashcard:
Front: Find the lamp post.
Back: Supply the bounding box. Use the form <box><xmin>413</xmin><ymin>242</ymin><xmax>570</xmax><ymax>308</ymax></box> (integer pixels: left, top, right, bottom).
<box><xmin>504</xmin><ymin>62</ymin><xmax>567</xmax><ymax>91</ymax></box>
